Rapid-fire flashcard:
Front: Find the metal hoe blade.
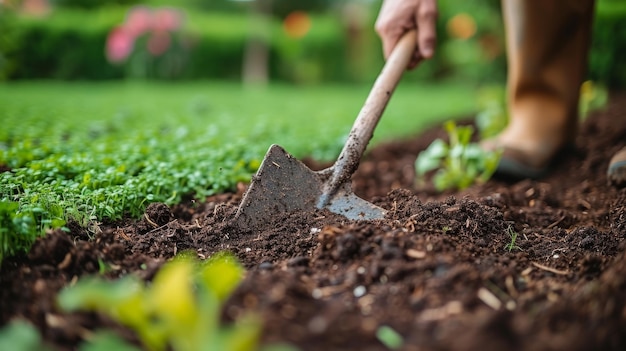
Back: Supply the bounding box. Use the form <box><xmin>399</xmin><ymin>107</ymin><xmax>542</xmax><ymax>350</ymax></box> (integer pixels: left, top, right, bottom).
<box><xmin>233</xmin><ymin>31</ymin><xmax>418</xmax><ymax>230</ymax></box>
<box><xmin>234</xmin><ymin>145</ymin><xmax>386</xmax><ymax>230</ymax></box>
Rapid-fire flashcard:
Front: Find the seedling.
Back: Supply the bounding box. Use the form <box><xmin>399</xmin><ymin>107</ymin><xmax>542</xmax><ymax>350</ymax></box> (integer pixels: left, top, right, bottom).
<box><xmin>579</xmin><ymin>80</ymin><xmax>608</xmax><ymax>119</ymax></box>
<box><xmin>58</xmin><ymin>252</ymin><xmax>298</xmax><ymax>351</ymax></box>
<box><xmin>79</xmin><ymin>331</ymin><xmax>141</xmax><ymax>351</ymax></box>
<box><xmin>97</xmin><ymin>258</ymin><xmax>110</xmax><ymax>275</ymax></box>
<box><xmin>0</xmin><ymin>320</ymin><xmax>52</xmax><ymax>351</ymax></box>
<box><xmin>415</xmin><ymin>121</ymin><xmax>501</xmax><ymax>192</ymax></box>
<box><xmin>504</xmin><ymin>226</ymin><xmax>521</xmax><ymax>252</ymax></box>
<box><xmin>376</xmin><ymin>325</ymin><xmax>403</xmax><ymax>350</ymax></box>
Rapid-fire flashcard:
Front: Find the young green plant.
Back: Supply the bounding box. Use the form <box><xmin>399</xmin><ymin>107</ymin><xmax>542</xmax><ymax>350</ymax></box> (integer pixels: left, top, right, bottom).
<box><xmin>58</xmin><ymin>252</ymin><xmax>297</xmax><ymax>351</ymax></box>
<box><xmin>376</xmin><ymin>325</ymin><xmax>404</xmax><ymax>350</ymax></box>
<box><xmin>504</xmin><ymin>226</ymin><xmax>521</xmax><ymax>252</ymax></box>
<box><xmin>0</xmin><ymin>320</ymin><xmax>53</xmax><ymax>351</ymax></box>
<box><xmin>579</xmin><ymin>80</ymin><xmax>609</xmax><ymax>119</ymax></box>
<box><xmin>415</xmin><ymin>121</ymin><xmax>501</xmax><ymax>192</ymax></box>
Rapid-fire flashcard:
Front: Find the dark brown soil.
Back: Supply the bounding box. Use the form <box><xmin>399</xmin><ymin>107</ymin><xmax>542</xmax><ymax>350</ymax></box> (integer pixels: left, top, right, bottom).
<box><xmin>2</xmin><ymin>93</ymin><xmax>626</xmax><ymax>351</ymax></box>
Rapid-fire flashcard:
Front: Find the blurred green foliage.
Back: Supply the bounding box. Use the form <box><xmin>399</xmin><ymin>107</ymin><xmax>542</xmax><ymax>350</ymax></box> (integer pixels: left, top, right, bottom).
<box><xmin>144</xmin><ymin>0</ymin><xmax>332</xmax><ymax>18</ymax></box>
<box><xmin>58</xmin><ymin>252</ymin><xmax>298</xmax><ymax>351</ymax></box>
<box><xmin>474</xmin><ymin>85</ymin><xmax>508</xmax><ymax>139</ymax></box>
<box><xmin>1</xmin><ymin>7</ymin><xmax>124</xmax><ymax>79</ymax></box>
<box><xmin>428</xmin><ymin>0</ymin><xmax>506</xmax><ymax>83</ymax></box>
<box><xmin>1</xmin><ymin>0</ymin><xmax>622</xmax><ymax>86</ymax></box>
<box><xmin>52</xmin><ymin>0</ymin><xmax>139</xmax><ymax>9</ymax></box>
<box><xmin>0</xmin><ymin>6</ymin><xmax>354</xmax><ymax>82</ymax></box>
<box><xmin>589</xmin><ymin>0</ymin><xmax>626</xmax><ymax>89</ymax></box>
<box><xmin>0</xmin><ymin>200</ymin><xmax>65</xmax><ymax>267</ymax></box>
<box><xmin>0</xmin><ymin>320</ymin><xmax>52</xmax><ymax>351</ymax></box>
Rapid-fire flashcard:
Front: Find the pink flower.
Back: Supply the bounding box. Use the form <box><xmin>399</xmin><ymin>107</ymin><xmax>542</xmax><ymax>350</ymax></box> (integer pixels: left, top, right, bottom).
<box><xmin>106</xmin><ymin>26</ymin><xmax>134</xmax><ymax>63</ymax></box>
<box><xmin>147</xmin><ymin>30</ymin><xmax>171</xmax><ymax>57</ymax></box>
<box><xmin>125</xmin><ymin>6</ymin><xmax>153</xmax><ymax>37</ymax></box>
<box><xmin>21</xmin><ymin>0</ymin><xmax>50</xmax><ymax>17</ymax></box>
<box><xmin>152</xmin><ymin>8</ymin><xmax>183</xmax><ymax>32</ymax></box>
<box><xmin>106</xmin><ymin>6</ymin><xmax>187</xmax><ymax>63</ymax></box>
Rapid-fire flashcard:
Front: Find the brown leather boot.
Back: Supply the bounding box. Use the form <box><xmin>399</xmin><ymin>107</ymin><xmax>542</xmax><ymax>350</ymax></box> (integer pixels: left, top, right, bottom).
<box><xmin>485</xmin><ymin>0</ymin><xmax>595</xmax><ymax>179</ymax></box>
<box><xmin>609</xmin><ymin>147</ymin><xmax>626</xmax><ymax>187</ymax></box>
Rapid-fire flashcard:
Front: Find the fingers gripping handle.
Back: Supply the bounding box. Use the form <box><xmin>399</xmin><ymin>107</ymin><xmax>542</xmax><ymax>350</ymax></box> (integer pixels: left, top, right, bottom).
<box><xmin>318</xmin><ymin>30</ymin><xmax>418</xmax><ymax>208</ymax></box>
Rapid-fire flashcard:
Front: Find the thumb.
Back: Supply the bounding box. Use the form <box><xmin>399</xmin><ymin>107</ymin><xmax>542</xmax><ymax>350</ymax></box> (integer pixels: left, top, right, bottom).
<box><xmin>381</xmin><ymin>34</ymin><xmax>401</xmax><ymax>60</ymax></box>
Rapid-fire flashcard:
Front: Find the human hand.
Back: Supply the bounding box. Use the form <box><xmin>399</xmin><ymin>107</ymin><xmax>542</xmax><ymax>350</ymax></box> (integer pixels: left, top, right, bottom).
<box><xmin>375</xmin><ymin>0</ymin><xmax>438</xmax><ymax>69</ymax></box>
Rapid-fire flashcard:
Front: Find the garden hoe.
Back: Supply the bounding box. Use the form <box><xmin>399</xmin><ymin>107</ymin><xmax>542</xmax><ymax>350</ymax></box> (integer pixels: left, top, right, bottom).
<box><xmin>234</xmin><ymin>31</ymin><xmax>417</xmax><ymax>230</ymax></box>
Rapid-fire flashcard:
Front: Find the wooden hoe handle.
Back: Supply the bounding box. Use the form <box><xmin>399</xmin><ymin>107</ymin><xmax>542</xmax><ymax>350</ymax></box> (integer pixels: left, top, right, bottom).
<box><xmin>318</xmin><ymin>30</ymin><xmax>418</xmax><ymax>207</ymax></box>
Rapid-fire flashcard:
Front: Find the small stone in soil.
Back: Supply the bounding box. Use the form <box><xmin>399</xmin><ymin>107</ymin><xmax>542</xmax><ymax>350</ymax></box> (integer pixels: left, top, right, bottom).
<box><xmin>259</xmin><ymin>262</ymin><xmax>273</xmax><ymax>270</ymax></box>
<box><xmin>353</xmin><ymin>285</ymin><xmax>367</xmax><ymax>298</ymax></box>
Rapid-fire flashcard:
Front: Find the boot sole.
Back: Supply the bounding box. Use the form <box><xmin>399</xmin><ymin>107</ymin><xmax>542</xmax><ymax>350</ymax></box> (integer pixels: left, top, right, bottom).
<box><xmin>494</xmin><ymin>157</ymin><xmax>549</xmax><ymax>180</ymax></box>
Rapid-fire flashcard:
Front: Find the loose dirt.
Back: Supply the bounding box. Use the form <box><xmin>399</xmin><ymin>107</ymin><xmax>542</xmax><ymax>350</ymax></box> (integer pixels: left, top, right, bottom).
<box><xmin>1</xmin><ymin>93</ymin><xmax>626</xmax><ymax>351</ymax></box>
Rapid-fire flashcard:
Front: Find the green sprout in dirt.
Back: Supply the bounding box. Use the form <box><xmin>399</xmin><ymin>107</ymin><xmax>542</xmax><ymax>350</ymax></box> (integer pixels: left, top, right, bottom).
<box><xmin>415</xmin><ymin>121</ymin><xmax>501</xmax><ymax>192</ymax></box>
<box><xmin>376</xmin><ymin>325</ymin><xmax>404</xmax><ymax>350</ymax></box>
<box><xmin>0</xmin><ymin>320</ymin><xmax>53</xmax><ymax>351</ymax></box>
<box><xmin>579</xmin><ymin>80</ymin><xmax>609</xmax><ymax>119</ymax></box>
<box><xmin>504</xmin><ymin>226</ymin><xmax>521</xmax><ymax>252</ymax></box>
<box><xmin>58</xmin><ymin>252</ymin><xmax>297</xmax><ymax>351</ymax></box>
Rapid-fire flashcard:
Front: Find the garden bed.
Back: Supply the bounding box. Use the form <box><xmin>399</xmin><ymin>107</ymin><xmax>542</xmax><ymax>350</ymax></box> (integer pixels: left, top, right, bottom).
<box><xmin>2</xmin><ymin>93</ymin><xmax>626</xmax><ymax>351</ymax></box>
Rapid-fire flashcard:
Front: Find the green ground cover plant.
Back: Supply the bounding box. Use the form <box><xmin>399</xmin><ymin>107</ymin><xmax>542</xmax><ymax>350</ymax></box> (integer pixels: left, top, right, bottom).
<box><xmin>0</xmin><ymin>80</ymin><xmax>475</xmax><ymax>264</ymax></box>
<box><xmin>57</xmin><ymin>252</ymin><xmax>296</xmax><ymax>351</ymax></box>
<box><xmin>0</xmin><ymin>201</ymin><xmax>45</xmax><ymax>265</ymax></box>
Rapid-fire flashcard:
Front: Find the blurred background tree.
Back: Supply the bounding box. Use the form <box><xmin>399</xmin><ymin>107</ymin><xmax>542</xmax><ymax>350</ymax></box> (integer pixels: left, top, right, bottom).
<box><xmin>0</xmin><ymin>0</ymin><xmax>623</xmax><ymax>88</ymax></box>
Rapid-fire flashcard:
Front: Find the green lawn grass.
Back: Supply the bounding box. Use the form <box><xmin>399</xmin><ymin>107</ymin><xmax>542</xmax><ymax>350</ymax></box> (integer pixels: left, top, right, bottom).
<box><xmin>0</xmin><ymin>80</ymin><xmax>476</xmax><ymax>156</ymax></box>
<box><xmin>0</xmin><ymin>80</ymin><xmax>477</xmax><ymax>262</ymax></box>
